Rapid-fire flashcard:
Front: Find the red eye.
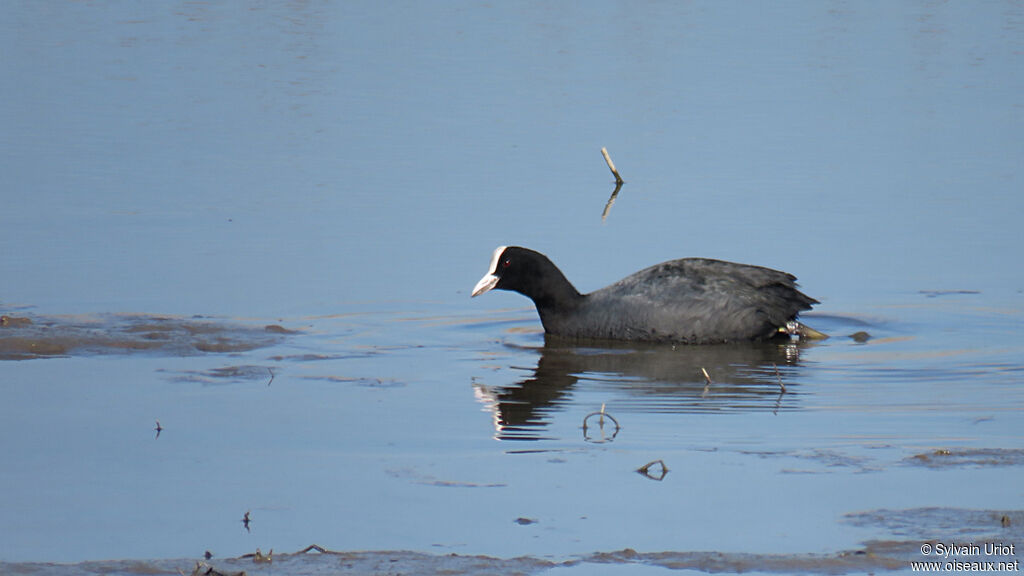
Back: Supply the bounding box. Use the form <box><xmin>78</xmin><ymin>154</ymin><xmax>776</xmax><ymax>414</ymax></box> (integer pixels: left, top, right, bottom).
<box><xmin>502</xmin><ymin>258</ymin><xmax>511</xmax><ymax>268</ymax></box>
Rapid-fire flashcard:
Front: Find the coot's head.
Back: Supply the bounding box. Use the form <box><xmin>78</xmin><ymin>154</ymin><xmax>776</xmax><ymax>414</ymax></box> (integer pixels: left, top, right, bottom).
<box><xmin>471</xmin><ymin>245</ymin><xmax>520</xmax><ymax>297</ymax></box>
<box><xmin>471</xmin><ymin>246</ymin><xmax>577</xmax><ymax>304</ymax></box>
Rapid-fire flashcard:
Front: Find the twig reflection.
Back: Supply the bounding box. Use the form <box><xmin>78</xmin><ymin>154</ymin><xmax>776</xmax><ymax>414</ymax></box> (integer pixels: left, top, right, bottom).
<box><xmin>601</xmin><ymin>180</ymin><xmax>624</xmax><ymax>222</ymax></box>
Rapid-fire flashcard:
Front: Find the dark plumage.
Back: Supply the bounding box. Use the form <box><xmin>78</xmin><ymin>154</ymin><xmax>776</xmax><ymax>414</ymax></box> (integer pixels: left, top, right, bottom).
<box><xmin>472</xmin><ymin>246</ymin><xmax>819</xmax><ymax>344</ymax></box>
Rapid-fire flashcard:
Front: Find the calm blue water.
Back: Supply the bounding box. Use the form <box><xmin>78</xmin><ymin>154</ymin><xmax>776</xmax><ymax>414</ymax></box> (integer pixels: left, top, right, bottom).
<box><xmin>1</xmin><ymin>1</ymin><xmax>1022</xmax><ymax>571</ymax></box>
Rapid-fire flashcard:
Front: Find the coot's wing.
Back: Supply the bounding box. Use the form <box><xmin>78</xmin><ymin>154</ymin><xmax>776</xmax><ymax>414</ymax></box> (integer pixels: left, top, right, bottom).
<box><xmin>588</xmin><ymin>258</ymin><xmax>816</xmax><ymax>343</ymax></box>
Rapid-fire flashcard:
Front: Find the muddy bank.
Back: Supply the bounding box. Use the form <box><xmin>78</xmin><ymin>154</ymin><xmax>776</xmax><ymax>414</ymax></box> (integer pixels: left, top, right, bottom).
<box><xmin>0</xmin><ymin>547</ymin><xmax>908</xmax><ymax>576</ymax></box>
<box><xmin>6</xmin><ymin>504</ymin><xmax>1020</xmax><ymax>575</ymax></box>
<box><xmin>0</xmin><ymin>313</ymin><xmax>295</xmax><ymax>360</ymax></box>
<box><xmin>3</xmin><ymin>538</ymin><xmax>1017</xmax><ymax>576</ymax></box>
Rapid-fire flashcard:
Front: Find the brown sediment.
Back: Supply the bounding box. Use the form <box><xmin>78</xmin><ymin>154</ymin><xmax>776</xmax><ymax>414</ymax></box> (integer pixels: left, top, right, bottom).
<box><xmin>264</xmin><ymin>324</ymin><xmax>299</xmax><ymax>334</ymax></box>
<box><xmin>845</xmin><ymin>507</ymin><xmax>1024</xmax><ymax>541</ymax></box>
<box><xmin>0</xmin><ymin>337</ymin><xmax>69</xmax><ymax>358</ymax></box>
<box><xmin>0</xmin><ymin>315</ymin><xmax>33</xmax><ymax>327</ymax></box>
<box><xmin>587</xmin><ymin>546</ymin><xmax>907</xmax><ymax>573</ymax></box>
<box><xmin>905</xmin><ymin>448</ymin><xmax>1024</xmax><ymax>468</ymax></box>
<box><xmin>0</xmin><ymin>544</ymin><xmax>928</xmax><ymax>575</ymax></box>
<box><xmin>849</xmin><ymin>331</ymin><xmax>872</xmax><ymax>343</ymax></box>
<box><xmin>3</xmin><ymin>532</ymin><xmax>1021</xmax><ymax>576</ymax></box>
<box><xmin>0</xmin><ymin>313</ymin><xmax>293</xmax><ymax>360</ymax></box>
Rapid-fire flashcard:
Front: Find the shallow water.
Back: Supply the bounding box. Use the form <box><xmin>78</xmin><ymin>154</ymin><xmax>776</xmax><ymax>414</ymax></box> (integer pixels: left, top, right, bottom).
<box><xmin>2</xmin><ymin>2</ymin><xmax>1022</xmax><ymax>574</ymax></box>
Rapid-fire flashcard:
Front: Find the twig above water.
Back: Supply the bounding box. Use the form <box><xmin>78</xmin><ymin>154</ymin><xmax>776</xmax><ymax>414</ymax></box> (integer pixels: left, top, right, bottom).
<box><xmin>700</xmin><ymin>367</ymin><xmax>714</xmax><ymax>398</ymax></box>
<box><xmin>601</xmin><ymin>147</ymin><xmax>624</xmax><ymax>185</ymax></box>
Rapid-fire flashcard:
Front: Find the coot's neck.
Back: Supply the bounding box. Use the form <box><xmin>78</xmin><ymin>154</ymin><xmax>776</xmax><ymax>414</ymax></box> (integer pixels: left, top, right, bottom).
<box><xmin>522</xmin><ymin>260</ymin><xmax>584</xmax><ymax>316</ymax></box>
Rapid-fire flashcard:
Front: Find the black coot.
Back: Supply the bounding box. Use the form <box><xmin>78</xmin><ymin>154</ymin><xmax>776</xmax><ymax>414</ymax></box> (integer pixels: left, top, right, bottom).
<box><xmin>472</xmin><ymin>246</ymin><xmax>820</xmax><ymax>344</ymax></box>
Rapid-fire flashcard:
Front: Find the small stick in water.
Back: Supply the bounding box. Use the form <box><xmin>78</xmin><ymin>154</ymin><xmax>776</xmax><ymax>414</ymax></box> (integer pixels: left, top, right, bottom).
<box><xmin>637</xmin><ymin>459</ymin><xmax>669</xmax><ymax>481</ymax></box>
<box><xmin>601</xmin><ymin>147</ymin><xmax>624</xmax><ymax>185</ymax></box>
<box><xmin>582</xmin><ymin>404</ymin><xmax>621</xmax><ymax>443</ymax></box>
<box><xmin>701</xmin><ymin>367</ymin><xmax>712</xmax><ymax>398</ymax></box>
<box><xmin>773</xmin><ymin>363</ymin><xmax>786</xmax><ymax>393</ymax></box>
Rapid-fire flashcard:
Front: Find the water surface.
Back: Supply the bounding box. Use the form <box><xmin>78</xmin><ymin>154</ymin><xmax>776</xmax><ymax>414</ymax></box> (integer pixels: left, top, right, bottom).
<box><xmin>1</xmin><ymin>2</ymin><xmax>1022</xmax><ymax>574</ymax></box>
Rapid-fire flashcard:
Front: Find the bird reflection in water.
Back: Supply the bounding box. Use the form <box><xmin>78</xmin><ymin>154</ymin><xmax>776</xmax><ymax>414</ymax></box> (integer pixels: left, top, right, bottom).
<box><xmin>473</xmin><ymin>336</ymin><xmax>811</xmax><ymax>441</ymax></box>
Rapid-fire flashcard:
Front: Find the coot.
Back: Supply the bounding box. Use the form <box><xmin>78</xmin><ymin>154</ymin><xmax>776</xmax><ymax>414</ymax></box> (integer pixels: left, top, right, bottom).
<box><xmin>472</xmin><ymin>246</ymin><xmax>820</xmax><ymax>344</ymax></box>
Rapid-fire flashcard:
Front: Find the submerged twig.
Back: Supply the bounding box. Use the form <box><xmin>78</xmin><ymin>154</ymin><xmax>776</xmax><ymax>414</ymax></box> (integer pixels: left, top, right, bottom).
<box><xmin>770</xmin><ymin>364</ymin><xmax>786</xmax><ymax>415</ymax></box>
<box><xmin>583</xmin><ymin>403</ymin><xmax>621</xmax><ymax>443</ymax></box>
<box><xmin>773</xmin><ymin>363</ymin><xmax>785</xmax><ymax>393</ymax></box>
<box><xmin>298</xmin><ymin>544</ymin><xmax>331</xmax><ymax>554</ymax></box>
<box><xmin>637</xmin><ymin>459</ymin><xmax>669</xmax><ymax>481</ymax></box>
<box><xmin>601</xmin><ymin>147</ymin><xmax>624</xmax><ymax>185</ymax></box>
